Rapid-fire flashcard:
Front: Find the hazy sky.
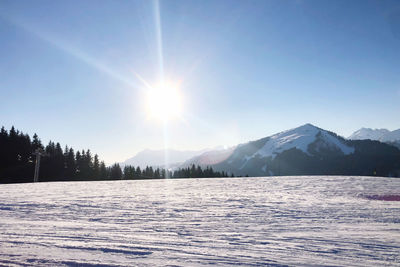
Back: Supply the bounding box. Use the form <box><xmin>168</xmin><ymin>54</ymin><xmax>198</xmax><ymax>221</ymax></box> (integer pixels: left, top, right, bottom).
<box><xmin>1</xmin><ymin>0</ymin><xmax>400</xmax><ymax>163</ymax></box>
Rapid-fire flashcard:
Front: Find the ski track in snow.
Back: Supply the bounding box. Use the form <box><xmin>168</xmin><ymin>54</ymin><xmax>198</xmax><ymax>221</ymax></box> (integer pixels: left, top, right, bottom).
<box><xmin>0</xmin><ymin>176</ymin><xmax>399</xmax><ymax>266</ymax></box>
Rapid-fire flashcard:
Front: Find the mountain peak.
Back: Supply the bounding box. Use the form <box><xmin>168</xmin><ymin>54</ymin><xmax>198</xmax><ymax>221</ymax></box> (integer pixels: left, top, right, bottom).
<box><xmin>303</xmin><ymin>123</ymin><xmax>317</xmax><ymax>127</ymax></box>
<box><xmin>277</xmin><ymin>123</ymin><xmax>321</xmax><ymax>138</ymax></box>
<box><xmin>287</xmin><ymin>123</ymin><xmax>324</xmax><ymax>134</ymax></box>
<box><xmin>253</xmin><ymin>124</ymin><xmax>353</xmax><ymax>160</ymax></box>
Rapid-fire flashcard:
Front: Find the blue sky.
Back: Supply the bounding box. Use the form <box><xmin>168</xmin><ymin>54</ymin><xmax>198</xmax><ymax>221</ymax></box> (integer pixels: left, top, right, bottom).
<box><xmin>1</xmin><ymin>0</ymin><xmax>399</xmax><ymax>163</ymax></box>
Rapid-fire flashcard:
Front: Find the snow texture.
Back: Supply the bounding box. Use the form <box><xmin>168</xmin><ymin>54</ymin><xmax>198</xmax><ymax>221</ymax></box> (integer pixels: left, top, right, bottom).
<box><xmin>255</xmin><ymin>123</ymin><xmax>354</xmax><ymax>159</ymax></box>
<box><xmin>0</xmin><ymin>176</ymin><xmax>399</xmax><ymax>266</ymax></box>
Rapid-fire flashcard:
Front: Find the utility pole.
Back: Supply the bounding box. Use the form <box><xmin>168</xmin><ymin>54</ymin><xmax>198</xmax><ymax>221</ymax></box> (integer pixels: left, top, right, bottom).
<box><xmin>33</xmin><ymin>148</ymin><xmax>46</xmax><ymax>182</ymax></box>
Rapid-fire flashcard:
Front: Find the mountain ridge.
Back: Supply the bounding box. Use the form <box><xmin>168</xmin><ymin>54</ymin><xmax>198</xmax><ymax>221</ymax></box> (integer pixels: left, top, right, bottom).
<box><xmin>349</xmin><ymin>127</ymin><xmax>400</xmax><ymax>142</ymax></box>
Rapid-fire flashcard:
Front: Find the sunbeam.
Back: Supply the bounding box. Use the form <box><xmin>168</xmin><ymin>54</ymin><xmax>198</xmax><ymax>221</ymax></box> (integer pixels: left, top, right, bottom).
<box><xmin>154</xmin><ymin>0</ymin><xmax>164</xmax><ymax>83</ymax></box>
<box><xmin>0</xmin><ymin>14</ymin><xmax>144</xmax><ymax>92</ymax></box>
<box><xmin>163</xmin><ymin>120</ymin><xmax>170</xmax><ymax>177</ymax></box>
<box><xmin>153</xmin><ymin>0</ymin><xmax>171</xmax><ymax>174</ymax></box>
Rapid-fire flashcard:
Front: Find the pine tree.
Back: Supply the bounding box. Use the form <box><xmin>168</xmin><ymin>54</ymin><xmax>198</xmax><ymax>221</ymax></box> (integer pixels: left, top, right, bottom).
<box><xmin>110</xmin><ymin>163</ymin><xmax>123</xmax><ymax>179</ymax></box>
<box><xmin>81</xmin><ymin>149</ymin><xmax>93</xmax><ymax>179</ymax></box>
<box><xmin>93</xmin><ymin>154</ymin><xmax>100</xmax><ymax>179</ymax></box>
<box><xmin>99</xmin><ymin>161</ymin><xmax>108</xmax><ymax>180</ymax></box>
<box><xmin>32</xmin><ymin>133</ymin><xmax>43</xmax><ymax>150</ymax></box>
<box><xmin>54</xmin><ymin>142</ymin><xmax>65</xmax><ymax>179</ymax></box>
<box><xmin>0</xmin><ymin>127</ymin><xmax>8</xmax><ymax>171</ymax></box>
<box><xmin>8</xmin><ymin>126</ymin><xmax>18</xmax><ymax>166</ymax></box>
<box><xmin>135</xmin><ymin>166</ymin><xmax>141</xmax><ymax>178</ymax></box>
<box><xmin>154</xmin><ymin>168</ymin><xmax>160</xmax><ymax>179</ymax></box>
<box><xmin>65</xmin><ymin>148</ymin><xmax>76</xmax><ymax>179</ymax></box>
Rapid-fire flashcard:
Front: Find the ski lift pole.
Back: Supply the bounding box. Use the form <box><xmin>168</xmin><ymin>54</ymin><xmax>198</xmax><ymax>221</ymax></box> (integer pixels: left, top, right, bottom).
<box><xmin>33</xmin><ymin>148</ymin><xmax>46</xmax><ymax>183</ymax></box>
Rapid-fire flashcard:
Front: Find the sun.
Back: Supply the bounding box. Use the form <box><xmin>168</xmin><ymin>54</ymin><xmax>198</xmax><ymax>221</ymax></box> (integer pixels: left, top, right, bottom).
<box><xmin>145</xmin><ymin>82</ymin><xmax>183</xmax><ymax>121</ymax></box>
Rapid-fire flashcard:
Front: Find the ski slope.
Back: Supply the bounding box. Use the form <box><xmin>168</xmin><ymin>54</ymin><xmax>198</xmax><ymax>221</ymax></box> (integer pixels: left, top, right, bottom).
<box><xmin>0</xmin><ymin>176</ymin><xmax>399</xmax><ymax>266</ymax></box>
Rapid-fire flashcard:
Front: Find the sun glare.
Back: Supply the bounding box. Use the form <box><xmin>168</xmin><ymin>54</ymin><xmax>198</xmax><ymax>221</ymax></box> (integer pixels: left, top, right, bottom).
<box><xmin>146</xmin><ymin>83</ymin><xmax>183</xmax><ymax>121</ymax></box>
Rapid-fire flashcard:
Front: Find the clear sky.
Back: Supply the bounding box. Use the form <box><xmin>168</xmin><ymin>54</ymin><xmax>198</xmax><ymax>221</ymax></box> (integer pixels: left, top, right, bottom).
<box><xmin>1</xmin><ymin>0</ymin><xmax>399</xmax><ymax>164</ymax></box>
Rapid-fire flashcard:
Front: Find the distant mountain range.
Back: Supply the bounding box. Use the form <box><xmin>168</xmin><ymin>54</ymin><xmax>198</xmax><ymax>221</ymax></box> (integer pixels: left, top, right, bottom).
<box><xmin>348</xmin><ymin>128</ymin><xmax>391</xmax><ymax>141</ymax></box>
<box><xmin>123</xmin><ymin>124</ymin><xmax>400</xmax><ymax>177</ymax></box>
<box><xmin>121</xmin><ymin>148</ymin><xmax>209</xmax><ymax>168</ymax></box>
<box><xmin>348</xmin><ymin>127</ymin><xmax>400</xmax><ymax>148</ymax></box>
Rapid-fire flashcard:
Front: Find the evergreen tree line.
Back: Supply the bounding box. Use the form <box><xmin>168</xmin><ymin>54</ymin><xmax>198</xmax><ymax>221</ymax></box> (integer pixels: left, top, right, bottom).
<box><xmin>0</xmin><ymin>126</ymin><xmax>115</xmax><ymax>182</ymax></box>
<box><xmin>0</xmin><ymin>126</ymin><xmax>233</xmax><ymax>183</ymax></box>
<box><xmin>123</xmin><ymin>164</ymin><xmax>231</xmax><ymax>179</ymax></box>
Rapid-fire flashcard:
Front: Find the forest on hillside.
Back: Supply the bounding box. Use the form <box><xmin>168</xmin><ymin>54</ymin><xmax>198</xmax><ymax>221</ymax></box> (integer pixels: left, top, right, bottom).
<box><xmin>0</xmin><ymin>126</ymin><xmax>231</xmax><ymax>184</ymax></box>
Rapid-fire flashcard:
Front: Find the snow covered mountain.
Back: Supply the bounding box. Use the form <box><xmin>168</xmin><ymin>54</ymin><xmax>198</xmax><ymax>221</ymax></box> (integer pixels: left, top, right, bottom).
<box><xmin>348</xmin><ymin>128</ymin><xmax>400</xmax><ymax>148</ymax></box>
<box><xmin>122</xmin><ymin>148</ymin><xmax>209</xmax><ymax>168</ymax></box>
<box><xmin>380</xmin><ymin>129</ymin><xmax>400</xmax><ymax>143</ymax></box>
<box><xmin>348</xmin><ymin>128</ymin><xmax>390</xmax><ymax>141</ymax></box>
<box><xmin>183</xmin><ymin>124</ymin><xmax>400</xmax><ymax>177</ymax></box>
<box><xmin>248</xmin><ymin>123</ymin><xmax>354</xmax><ymax>159</ymax></box>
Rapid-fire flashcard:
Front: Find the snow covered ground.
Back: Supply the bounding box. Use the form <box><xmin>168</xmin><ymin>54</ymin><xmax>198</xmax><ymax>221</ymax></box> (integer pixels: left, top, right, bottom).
<box><xmin>0</xmin><ymin>176</ymin><xmax>399</xmax><ymax>266</ymax></box>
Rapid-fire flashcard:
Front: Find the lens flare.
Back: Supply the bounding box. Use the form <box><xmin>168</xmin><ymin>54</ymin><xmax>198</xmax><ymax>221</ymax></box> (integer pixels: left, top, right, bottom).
<box><xmin>146</xmin><ymin>83</ymin><xmax>183</xmax><ymax>121</ymax></box>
